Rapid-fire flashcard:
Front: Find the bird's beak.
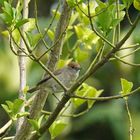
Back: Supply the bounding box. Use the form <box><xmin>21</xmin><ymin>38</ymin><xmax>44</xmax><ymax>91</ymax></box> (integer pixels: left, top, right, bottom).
<box><xmin>76</xmin><ymin>67</ymin><xmax>81</xmax><ymax>71</ymax></box>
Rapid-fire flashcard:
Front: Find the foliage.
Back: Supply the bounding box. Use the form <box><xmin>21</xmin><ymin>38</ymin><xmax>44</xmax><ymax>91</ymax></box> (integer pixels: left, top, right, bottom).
<box><xmin>1</xmin><ymin>99</ymin><xmax>29</xmax><ymax>120</ymax></box>
<box><xmin>0</xmin><ymin>0</ymin><xmax>140</xmax><ymax>140</ymax></box>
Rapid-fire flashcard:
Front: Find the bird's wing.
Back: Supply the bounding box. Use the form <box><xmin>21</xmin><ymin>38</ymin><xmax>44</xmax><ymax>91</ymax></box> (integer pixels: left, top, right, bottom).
<box><xmin>37</xmin><ymin>69</ymin><xmax>62</xmax><ymax>86</ymax></box>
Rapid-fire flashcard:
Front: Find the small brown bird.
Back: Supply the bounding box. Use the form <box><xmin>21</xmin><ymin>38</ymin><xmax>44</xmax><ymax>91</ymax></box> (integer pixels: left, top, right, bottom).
<box><xmin>28</xmin><ymin>62</ymin><xmax>80</xmax><ymax>93</ymax></box>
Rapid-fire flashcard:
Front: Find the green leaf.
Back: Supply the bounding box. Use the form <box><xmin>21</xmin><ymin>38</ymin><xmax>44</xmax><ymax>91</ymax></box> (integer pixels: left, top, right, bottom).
<box><xmin>15</xmin><ymin>19</ymin><xmax>29</xmax><ymax>28</ymax></box>
<box><xmin>2</xmin><ymin>101</ymin><xmax>14</xmax><ymax>119</ymax></box>
<box><xmin>28</xmin><ymin>119</ymin><xmax>39</xmax><ymax>131</ymax></box>
<box><xmin>73</xmin><ymin>84</ymin><xmax>88</xmax><ymax>106</ymax></box>
<box><xmin>47</xmin><ymin>29</ymin><xmax>54</xmax><ymax>41</ymax></box>
<box><xmin>11</xmin><ymin>29</ymin><xmax>20</xmax><ymax>43</ymax></box>
<box><xmin>5</xmin><ymin>100</ymin><xmax>13</xmax><ymax>110</ymax></box>
<box><xmin>26</xmin><ymin>32</ymin><xmax>32</xmax><ymax>46</ymax></box>
<box><xmin>95</xmin><ymin>0</ymin><xmax>107</xmax><ymax>8</ymax></box>
<box><xmin>1</xmin><ymin>99</ymin><xmax>23</xmax><ymax>119</ymax></box>
<box><xmin>1</xmin><ymin>104</ymin><xmax>11</xmax><ymax>114</ymax></box>
<box><xmin>0</xmin><ymin>12</ymin><xmax>13</xmax><ymax>25</ymax></box>
<box><xmin>25</xmin><ymin>18</ymin><xmax>35</xmax><ymax>32</ymax></box>
<box><xmin>87</xmin><ymin>89</ymin><xmax>103</xmax><ymax>109</ymax></box>
<box><xmin>3</xmin><ymin>1</ymin><xmax>13</xmax><ymax>17</ymax></box>
<box><xmin>120</xmin><ymin>78</ymin><xmax>133</xmax><ymax>96</ymax></box>
<box><xmin>57</xmin><ymin>59</ymin><xmax>72</xmax><ymax>69</ymax></box>
<box><xmin>67</xmin><ymin>0</ymin><xmax>83</xmax><ymax>8</ymax></box>
<box><xmin>26</xmin><ymin>32</ymin><xmax>42</xmax><ymax>47</ymax></box>
<box><xmin>49</xmin><ymin>120</ymin><xmax>67</xmax><ymax>139</ymax></box>
<box><xmin>75</xmin><ymin>47</ymin><xmax>89</xmax><ymax>62</ymax></box>
<box><xmin>108</xmin><ymin>0</ymin><xmax>115</xmax><ymax>4</ymax></box>
<box><xmin>13</xmin><ymin>99</ymin><xmax>24</xmax><ymax>115</ymax></box>
<box><xmin>32</xmin><ymin>33</ymin><xmax>42</xmax><ymax>47</ymax></box>
<box><xmin>16</xmin><ymin>112</ymin><xmax>30</xmax><ymax>118</ymax></box>
<box><xmin>0</xmin><ymin>0</ymin><xmax>4</xmax><ymax>5</ymax></box>
<box><xmin>52</xmin><ymin>9</ymin><xmax>60</xmax><ymax>20</ymax></box>
<box><xmin>74</xmin><ymin>24</ymin><xmax>99</xmax><ymax>48</ymax></box>
<box><xmin>23</xmin><ymin>86</ymin><xmax>29</xmax><ymax>94</ymax></box>
<box><xmin>67</xmin><ymin>0</ymin><xmax>76</xmax><ymax>7</ymax></box>
<box><xmin>122</xmin><ymin>0</ymin><xmax>133</xmax><ymax>8</ymax></box>
<box><xmin>73</xmin><ymin>83</ymin><xmax>103</xmax><ymax>108</ymax></box>
<box><xmin>95</xmin><ymin>6</ymin><xmax>112</xmax><ymax>33</ymax></box>
<box><xmin>38</xmin><ymin>115</ymin><xmax>44</xmax><ymax>128</ymax></box>
<box><xmin>28</xmin><ymin>115</ymin><xmax>44</xmax><ymax>132</ymax></box>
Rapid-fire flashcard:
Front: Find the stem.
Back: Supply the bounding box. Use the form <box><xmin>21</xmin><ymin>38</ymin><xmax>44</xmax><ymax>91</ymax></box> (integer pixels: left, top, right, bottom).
<box><xmin>113</xmin><ymin>54</ymin><xmax>140</xmax><ymax>67</ymax></box>
<box><xmin>116</xmin><ymin>0</ymin><xmax>120</xmax><ymax>42</ymax></box>
<box><xmin>71</xmin><ymin>87</ymin><xmax>140</xmax><ymax>101</ymax></box>
<box><xmin>0</xmin><ymin>120</ymin><xmax>12</xmax><ymax>136</ymax></box>
<box><xmin>29</xmin><ymin>8</ymin><xmax>140</xmax><ymax>140</ymax></box>
<box><xmin>125</xmin><ymin>99</ymin><xmax>134</xmax><ymax>140</ymax></box>
<box><xmin>16</xmin><ymin>0</ymin><xmax>29</xmax><ymax>132</ymax></box>
<box><xmin>87</xmin><ymin>0</ymin><xmax>115</xmax><ymax>49</ymax></box>
<box><xmin>14</xmin><ymin>1</ymin><xmax>72</xmax><ymax>140</ymax></box>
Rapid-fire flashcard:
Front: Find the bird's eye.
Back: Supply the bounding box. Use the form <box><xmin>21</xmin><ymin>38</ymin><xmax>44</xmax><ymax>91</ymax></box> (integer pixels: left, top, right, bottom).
<box><xmin>71</xmin><ymin>66</ymin><xmax>75</xmax><ymax>68</ymax></box>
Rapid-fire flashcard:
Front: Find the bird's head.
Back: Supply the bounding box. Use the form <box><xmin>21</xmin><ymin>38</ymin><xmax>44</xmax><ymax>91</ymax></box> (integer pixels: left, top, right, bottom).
<box><xmin>67</xmin><ymin>61</ymin><xmax>81</xmax><ymax>71</ymax></box>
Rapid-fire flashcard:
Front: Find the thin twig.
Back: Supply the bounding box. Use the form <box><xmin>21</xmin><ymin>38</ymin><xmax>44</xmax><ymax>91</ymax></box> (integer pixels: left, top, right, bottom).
<box><xmin>35</xmin><ymin>60</ymin><xmax>68</xmax><ymax>91</ymax></box>
<box><xmin>18</xmin><ymin>28</ymin><xmax>32</xmax><ymax>53</ymax></box>
<box><xmin>9</xmin><ymin>35</ymin><xmax>18</xmax><ymax>56</ymax></box>
<box><xmin>76</xmin><ymin>0</ymin><xmax>109</xmax><ymax>18</ymax></box>
<box><xmin>119</xmin><ymin>44</ymin><xmax>140</xmax><ymax>50</ymax></box>
<box><xmin>32</xmin><ymin>0</ymin><xmax>61</xmax><ymax>51</ymax></box>
<box><xmin>66</xmin><ymin>40</ymin><xmax>81</xmax><ymax>59</ymax></box>
<box><xmin>118</xmin><ymin>47</ymin><xmax>140</xmax><ymax>59</ymax></box>
<box><xmin>34</xmin><ymin>0</ymin><xmax>49</xmax><ymax>49</ymax></box>
<box><xmin>126</xmin><ymin>9</ymin><xmax>133</xmax><ymax>26</ymax></box>
<box><xmin>2</xmin><ymin>136</ymin><xmax>14</xmax><ymax>140</ymax></box>
<box><xmin>41</xmin><ymin>109</ymin><xmax>89</xmax><ymax>118</ymax></box>
<box><xmin>116</xmin><ymin>0</ymin><xmax>120</xmax><ymax>42</ymax></box>
<box><xmin>9</xmin><ymin>32</ymin><xmax>34</xmax><ymax>60</ymax></box>
<box><xmin>30</xmin><ymin>12</ymin><xmax>140</xmax><ymax>140</ymax></box>
<box><xmin>0</xmin><ymin>120</ymin><xmax>12</xmax><ymax>136</ymax></box>
<box><xmin>0</xmin><ymin>120</ymin><xmax>13</xmax><ymax>140</ymax></box>
<box><xmin>87</xmin><ymin>0</ymin><xmax>115</xmax><ymax>49</ymax></box>
<box><xmin>14</xmin><ymin>2</ymin><xmax>72</xmax><ymax>139</ymax></box>
<box><xmin>113</xmin><ymin>54</ymin><xmax>140</xmax><ymax>67</ymax></box>
<box><xmin>16</xmin><ymin>0</ymin><xmax>30</xmax><ymax>132</ymax></box>
<box><xmin>71</xmin><ymin>87</ymin><xmax>140</xmax><ymax>101</ymax></box>
<box><xmin>37</xmin><ymin>24</ymin><xmax>68</xmax><ymax>61</ymax></box>
<box><xmin>125</xmin><ymin>99</ymin><xmax>134</xmax><ymax>140</ymax></box>
<box><xmin>75</xmin><ymin>0</ymin><xmax>89</xmax><ymax>17</ymax></box>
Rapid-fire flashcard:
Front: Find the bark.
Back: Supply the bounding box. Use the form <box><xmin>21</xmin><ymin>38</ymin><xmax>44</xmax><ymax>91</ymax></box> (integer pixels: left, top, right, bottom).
<box><xmin>14</xmin><ymin>1</ymin><xmax>72</xmax><ymax>139</ymax></box>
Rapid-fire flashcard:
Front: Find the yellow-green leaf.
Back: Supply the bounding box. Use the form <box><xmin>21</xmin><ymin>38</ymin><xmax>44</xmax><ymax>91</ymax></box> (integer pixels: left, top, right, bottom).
<box><xmin>120</xmin><ymin>78</ymin><xmax>133</xmax><ymax>96</ymax></box>
<box><xmin>49</xmin><ymin>120</ymin><xmax>67</xmax><ymax>139</ymax></box>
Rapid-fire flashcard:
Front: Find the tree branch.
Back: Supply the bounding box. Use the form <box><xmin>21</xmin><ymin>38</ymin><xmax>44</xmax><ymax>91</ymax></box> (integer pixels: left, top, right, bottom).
<box><xmin>71</xmin><ymin>87</ymin><xmax>140</xmax><ymax>101</ymax></box>
<box><xmin>16</xmin><ymin>0</ymin><xmax>30</xmax><ymax>133</ymax></box>
<box><xmin>14</xmin><ymin>1</ymin><xmax>72</xmax><ymax>140</ymax></box>
<box><xmin>30</xmin><ymin>12</ymin><xmax>140</xmax><ymax>139</ymax></box>
<box><xmin>0</xmin><ymin>120</ymin><xmax>12</xmax><ymax>137</ymax></box>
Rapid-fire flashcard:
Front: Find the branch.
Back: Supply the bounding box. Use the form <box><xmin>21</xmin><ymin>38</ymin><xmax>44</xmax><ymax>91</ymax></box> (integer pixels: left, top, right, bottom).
<box><xmin>113</xmin><ymin>54</ymin><xmax>140</xmax><ymax>67</ymax></box>
<box><xmin>30</xmin><ymin>12</ymin><xmax>140</xmax><ymax>139</ymax></box>
<box><xmin>2</xmin><ymin>136</ymin><xmax>14</xmax><ymax>140</ymax></box>
<box><xmin>126</xmin><ymin>9</ymin><xmax>133</xmax><ymax>26</ymax></box>
<box><xmin>0</xmin><ymin>120</ymin><xmax>12</xmax><ymax>136</ymax></box>
<box><xmin>14</xmin><ymin>1</ymin><xmax>72</xmax><ymax>140</ymax></box>
<box><xmin>10</xmin><ymin>32</ymin><xmax>68</xmax><ymax>91</ymax></box>
<box><xmin>71</xmin><ymin>87</ymin><xmax>140</xmax><ymax>101</ymax></box>
<box><xmin>16</xmin><ymin>0</ymin><xmax>30</xmax><ymax>132</ymax></box>
<box><xmin>87</xmin><ymin>0</ymin><xmax>115</xmax><ymax>49</ymax></box>
<box><xmin>118</xmin><ymin>44</ymin><xmax>140</xmax><ymax>50</ymax></box>
<box><xmin>125</xmin><ymin>99</ymin><xmax>134</xmax><ymax>140</ymax></box>
<box><xmin>118</xmin><ymin>47</ymin><xmax>140</xmax><ymax>59</ymax></box>
<box><xmin>41</xmin><ymin>109</ymin><xmax>89</xmax><ymax>118</ymax></box>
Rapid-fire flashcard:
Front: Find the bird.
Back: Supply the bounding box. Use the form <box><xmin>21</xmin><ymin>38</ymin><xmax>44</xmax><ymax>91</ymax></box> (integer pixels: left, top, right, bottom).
<box><xmin>28</xmin><ymin>61</ymin><xmax>81</xmax><ymax>94</ymax></box>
